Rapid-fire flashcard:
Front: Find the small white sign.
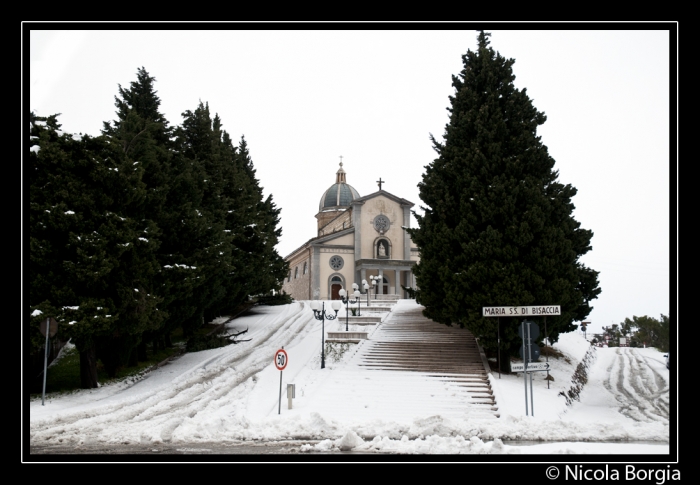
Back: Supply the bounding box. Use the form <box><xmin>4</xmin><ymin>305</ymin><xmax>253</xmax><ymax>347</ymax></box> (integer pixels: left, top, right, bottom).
<box><xmin>511</xmin><ymin>362</ymin><xmax>551</xmax><ymax>372</ymax></box>
<box><xmin>483</xmin><ymin>305</ymin><xmax>561</xmax><ymax>317</ymax></box>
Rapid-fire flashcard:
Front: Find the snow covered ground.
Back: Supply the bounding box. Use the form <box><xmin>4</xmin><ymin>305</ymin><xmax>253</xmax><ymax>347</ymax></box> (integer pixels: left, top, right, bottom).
<box><xmin>27</xmin><ymin>300</ymin><xmax>673</xmax><ymax>457</ymax></box>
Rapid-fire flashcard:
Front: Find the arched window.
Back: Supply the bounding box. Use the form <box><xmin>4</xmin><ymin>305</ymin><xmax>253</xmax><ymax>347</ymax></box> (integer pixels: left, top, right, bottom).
<box><xmin>303</xmin><ymin>262</ymin><xmax>308</xmax><ymax>275</ymax></box>
<box><xmin>287</xmin><ymin>271</ymin><xmax>291</xmax><ymax>282</ymax></box>
<box><xmin>294</xmin><ymin>266</ymin><xmax>299</xmax><ymax>279</ymax></box>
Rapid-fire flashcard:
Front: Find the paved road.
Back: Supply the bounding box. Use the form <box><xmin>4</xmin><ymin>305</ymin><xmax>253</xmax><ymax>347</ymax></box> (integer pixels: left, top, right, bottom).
<box><xmin>28</xmin><ymin>440</ymin><xmax>391</xmax><ymax>456</ymax></box>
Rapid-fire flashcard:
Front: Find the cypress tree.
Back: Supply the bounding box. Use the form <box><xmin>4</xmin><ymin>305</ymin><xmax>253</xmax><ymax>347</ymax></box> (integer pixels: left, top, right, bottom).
<box><xmin>407</xmin><ymin>32</ymin><xmax>600</xmax><ymax>370</ymax></box>
<box><xmin>29</xmin><ymin>112</ymin><xmax>160</xmax><ymax>386</ymax></box>
<box><xmin>100</xmin><ymin>67</ymin><xmax>173</xmax><ymax>371</ymax></box>
<box><xmin>230</xmin><ymin>137</ymin><xmax>288</xmax><ymax>300</ymax></box>
<box><xmin>173</xmin><ymin>102</ymin><xmax>234</xmax><ymax>333</ymax></box>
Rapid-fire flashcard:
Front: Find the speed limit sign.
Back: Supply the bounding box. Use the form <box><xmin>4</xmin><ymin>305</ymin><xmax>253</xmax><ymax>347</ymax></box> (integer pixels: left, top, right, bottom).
<box><xmin>274</xmin><ymin>349</ymin><xmax>288</xmax><ymax>371</ymax></box>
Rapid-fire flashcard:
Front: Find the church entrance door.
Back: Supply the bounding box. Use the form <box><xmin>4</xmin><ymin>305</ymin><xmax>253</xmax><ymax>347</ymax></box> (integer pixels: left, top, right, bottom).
<box><xmin>380</xmin><ymin>276</ymin><xmax>389</xmax><ymax>295</ymax></box>
<box><xmin>331</xmin><ymin>284</ymin><xmax>342</xmax><ymax>300</ymax></box>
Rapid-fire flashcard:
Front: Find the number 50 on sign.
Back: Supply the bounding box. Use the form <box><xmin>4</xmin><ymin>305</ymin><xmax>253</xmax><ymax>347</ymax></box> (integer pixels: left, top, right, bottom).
<box><xmin>274</xmin><ymin>349</ymin><xmax>288</xmax><ymax>370</ymax></box>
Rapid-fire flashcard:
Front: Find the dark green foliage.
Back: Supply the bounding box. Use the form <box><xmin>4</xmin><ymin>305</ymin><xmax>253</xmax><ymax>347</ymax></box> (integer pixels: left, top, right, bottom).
<box><xmin>29</xmin><ymin>111</ymin><xmax>163</xmax><ymax>386</ymax></box>
<box><xmin>185</xmin><ymin>333</ymin><xmax>235</xmax><ymax>353</ymax></box>
<box><xmin>400</xmin><ymin>285</ymin><xmax>416</xmax><ymax>299</ymax></box>
<box><xmin>29</xmin><ymin>67</ymin><xmax>288</xmax><ymax>390</ymax></box>
<box><xmin>407</xmin><ymin>32</ymin><xmax>600</xmax><ymax>367</ymax></box>
<box><xmin>605</xmin><ymin>314</ymin><xmax>669</xmax><ymax>351</ymax></box>
<box><xmin>256</xmin><ymin>292</ymin><xmax>293</xmax><ymax>306</ymax></box>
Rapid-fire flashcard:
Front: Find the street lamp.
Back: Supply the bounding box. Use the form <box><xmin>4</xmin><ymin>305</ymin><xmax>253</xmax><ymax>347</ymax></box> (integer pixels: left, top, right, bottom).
<box><xmin>339</xmin><ymin>287</ymin><xmax>361</xmax><ymax>331</ymax></box>
<box><xmin>310</xmin><ymin>300</ymin><xmax>340</xmax><ymax>369</ymax></box>
<box><xmin>351</xmin><ymin>283</ymin><xmax>362</xmax><ymax>317</ymax></box>
<box><xmin>362</xmin><ymin>279</ymin><xmax>370</xmax><ymax>308</ymax></box>
<box><xmin>370</xmin><ymin>275</ymin><xmax>381</xmax><ymax>300</ymax></box>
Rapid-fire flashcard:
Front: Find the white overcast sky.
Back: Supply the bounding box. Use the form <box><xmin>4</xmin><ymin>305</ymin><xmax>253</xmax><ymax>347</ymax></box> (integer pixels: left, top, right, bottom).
<box><xmin>25</xmin><ymin>25</ymin><xmax>675</xmax><ymax>336</ymax></box>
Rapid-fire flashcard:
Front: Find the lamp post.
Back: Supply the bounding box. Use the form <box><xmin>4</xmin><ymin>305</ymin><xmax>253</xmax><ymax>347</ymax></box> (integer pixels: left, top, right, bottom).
<box><xmin>339</xmin><ymin>287</ymin><xmax>361</xmax><ymax>331</ymax></box>
<box><xmin>351</xmin><ymin>283</ymin><xmax>362</xmax><ymax>316</ymax></box>
<box><xmin>362</xmin><ymin>280</ymin><xmax>370</xmax><ymax>308</ymax></box>
<box><xmin>370</xmin><ymin>275</ymin><xmax>381</xmax><ymax>301</ymax></box>
<box><xmin>310</xmin><ymin>300</ymin><xmax>340</xmax><ymax>369</ymax></box>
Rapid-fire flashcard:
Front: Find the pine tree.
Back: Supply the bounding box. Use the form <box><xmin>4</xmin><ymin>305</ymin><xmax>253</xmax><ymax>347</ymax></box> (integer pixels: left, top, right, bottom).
<box><xmin>407</xmin><ymin>32</ymin><xmax>600</xmax><ymax>370</ymax></box>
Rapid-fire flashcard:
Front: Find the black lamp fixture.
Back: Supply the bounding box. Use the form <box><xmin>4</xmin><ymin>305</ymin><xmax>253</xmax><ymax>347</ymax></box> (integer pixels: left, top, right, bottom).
<box><xmin>339</xmin><ymin>286</ymin><xmax>361</xmax><ymax>331</ymax></box>
<box><xmin>310</xmin><ymin>300</ymin><xmax>340</xmax><ymax>369</ymax></box>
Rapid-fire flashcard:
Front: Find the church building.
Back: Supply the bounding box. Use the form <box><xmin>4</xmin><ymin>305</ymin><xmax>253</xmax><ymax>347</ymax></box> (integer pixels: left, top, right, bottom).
<box><xmin>281</xmin><ymin>162</ymin><xmax>420</xmax><ymax>300</ymax></box>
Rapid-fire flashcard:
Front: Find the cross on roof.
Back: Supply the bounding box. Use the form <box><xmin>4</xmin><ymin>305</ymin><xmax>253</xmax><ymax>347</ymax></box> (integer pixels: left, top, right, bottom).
<box><xmin>377</xmin><ymin>178</ymin><xmax>385</xmax><ymax>190</ymax></box>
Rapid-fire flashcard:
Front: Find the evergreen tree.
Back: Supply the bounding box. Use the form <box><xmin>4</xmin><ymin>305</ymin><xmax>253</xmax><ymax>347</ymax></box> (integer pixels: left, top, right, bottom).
<box><xmin>100</xmin><ymin>67</ymin><xmax>174</xmax><ymax>369</ymax></box>
<box><xmin>620</xmin><ymin>314</ymin><xmax>669</xmax><ymax>351</ymax></box>
<box><xmin>173</xmin><ymin>102</ymin><xmax>234</xmax><ymax>332</ymax></box>
<box><xmin>407</xmin><ymin>32</ymin><xmax>600</xmax><ymax>370</ymax></box>
<box><xmin>228</xmin><ymin>137</ymin><xmax>288</xmax><ymax>301</ymax></box>
<box><xmin>29</xmin><ymin>112</ymin><xmax>163</xmax><ymax>386</ymax></box>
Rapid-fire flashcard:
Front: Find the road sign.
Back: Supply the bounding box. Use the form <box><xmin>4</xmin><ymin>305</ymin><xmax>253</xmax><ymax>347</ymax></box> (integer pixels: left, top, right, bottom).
<box><xmin>482</xmin><ymin>305</ymin><xmax>561</xmax><ymax>317</ymax></box>
<box><xmin>518</xmin><ymin>320</ymin><xmax>540</xmax><ymax>341</ymax></box>
<box><xmin>40</xmin><ymin>317</ymin><xmax>58</xmax><ymax>337</ymax></box>
<box><xmin>274</xmin><ymin>349</ymin><xmax>288</xmax><ymax>371</ymax></box>
<box><xmin>511</xmin><ymin>362</ymin><xmax>551</xmax><ymax>372</ymax></box>
<box><xmin>519</xmin><ymin>343</ymin><xmax>541</xmax><ymax>361</ymax></box>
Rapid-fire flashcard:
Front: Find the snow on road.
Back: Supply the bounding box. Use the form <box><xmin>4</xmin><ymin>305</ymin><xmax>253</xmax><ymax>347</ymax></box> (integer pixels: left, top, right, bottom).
<box><xmin>28</xmin><ymin>301</ymin><xmax>672</xmax><ymax>454</ymax></box>
<box><xmin>565</xmin><ymin>346</ymin><xmax>669</xmax><ymax>426</ymax></box>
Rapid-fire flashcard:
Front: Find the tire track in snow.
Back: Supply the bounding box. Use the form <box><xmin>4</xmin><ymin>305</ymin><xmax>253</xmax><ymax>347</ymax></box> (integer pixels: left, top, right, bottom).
<box><xmin>31</xmin><ymin>303</ymin><xmax>318</xmax><ymax>445</ymax></box>
<box><xmin>604</xmin><ymin>348</ymin><xmax>669</xmax><ymax>423</ymax></box>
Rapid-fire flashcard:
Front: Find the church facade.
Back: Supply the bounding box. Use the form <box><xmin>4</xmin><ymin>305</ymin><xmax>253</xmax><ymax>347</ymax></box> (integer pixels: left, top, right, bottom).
<box><xmin>281</xmin><ymin>163</ymin><xmax>420</xmax><ymax>300</ymax></box>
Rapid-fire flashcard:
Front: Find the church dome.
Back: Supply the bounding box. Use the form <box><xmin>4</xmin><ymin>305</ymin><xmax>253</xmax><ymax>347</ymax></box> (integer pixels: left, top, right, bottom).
<box><xmin>319</xmin><ymin>162</ymin><xmax>360</xmax><ymax>211</ymax></box>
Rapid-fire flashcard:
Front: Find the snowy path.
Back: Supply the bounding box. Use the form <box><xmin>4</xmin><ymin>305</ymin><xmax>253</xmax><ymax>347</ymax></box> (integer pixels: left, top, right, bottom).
<box><xmin>563</xmin><ymin>346</ymin><xmax>669</xmax><ymax>427</ymax></box>
<box><xmin>30</xmin><ymin>303</ymin><xmax>317</xmax><ymax>445</ymax></box>
<box><xmin>29</xmin><ymin>302</ymin><xmax>672</xmax><ymax>452</ymax></box>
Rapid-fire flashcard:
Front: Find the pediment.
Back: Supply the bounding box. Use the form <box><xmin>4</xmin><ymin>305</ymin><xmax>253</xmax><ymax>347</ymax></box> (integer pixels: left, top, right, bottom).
<box><xmin>351</xmin><ymin>190</ymin><xmax>414</xmax><ymax>208</ymax></box>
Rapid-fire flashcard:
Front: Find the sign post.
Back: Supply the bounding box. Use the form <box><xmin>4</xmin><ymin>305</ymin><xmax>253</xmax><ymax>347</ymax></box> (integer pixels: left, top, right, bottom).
<box><xmin>483</xmin><ymin>305</ymin><xmax>559</xmax><ymax>416</ymax></box>
<box><xmin>274</xmin><ymin>348</ymin><xmax>288</xmax><ymax>414</ymax></box>
<box><xmin>581</xmin><ymin>321</ymin><xmax>589</xmax><ymax>340</ymax></box>
<box><xmin>521</xmin><ymin>321</ymin><xmax>528</xmax><ymax>415</ymax></box>
<box><xmin>40</xmin><ymin>317</ymin><xmax>58</xmax><ymax>406</ymax></box>
<box><xmin>544</xmin><ymin>316</ymin><xmax>549</xmax><ymax>389</ymax></box>
<box><xmin>517</xmin><ymin>319</ymin><xmax>540</xmax><ymax>416</ymax></box>
<box><xmin>528</xmin><ymin>321</ymin><xmax>534</xmax><ymax>416</ymax></box>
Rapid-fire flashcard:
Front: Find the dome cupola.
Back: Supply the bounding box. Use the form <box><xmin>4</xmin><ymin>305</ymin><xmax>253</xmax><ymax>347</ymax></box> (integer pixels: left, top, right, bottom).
<box><xmin>318</xmin><ymin>162</ymin><xmax>360</xmax><ymax>211</ymax></box>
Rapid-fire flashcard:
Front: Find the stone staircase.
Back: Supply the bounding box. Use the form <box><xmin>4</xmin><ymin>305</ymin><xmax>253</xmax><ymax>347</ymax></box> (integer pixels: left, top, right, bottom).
<box><xmin>326</xmin><ymin>296</ymin><xmax>397</xmax><ymax>343</ymax></box>
<box><xmin>358</xmin><ymin>302</ymin><xmax>498</xmax><ymax>418</ymax></box>
<box><xmin>317</xmin><ymin>300</ymin><xmax>499</xmax><ymax>421</ymax></box>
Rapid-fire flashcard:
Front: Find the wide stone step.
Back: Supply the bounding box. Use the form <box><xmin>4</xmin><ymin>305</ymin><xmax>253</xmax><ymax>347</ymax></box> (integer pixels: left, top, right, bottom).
<box><xmin>339</xmin><ymin>300</ymin><xmax>499</xmax><ymax>420</ymax></box>
<box><xmin>360</xmin><ymin>363</ymin><xmax>489</xmax><ymax>373</ymax></box>
<box><xmin>361</xmin><ymin>357</ymin><xmax>488</xmax><ymax>365</ymax></box>
<box><xmin>327</xmin><ymin>331</ymin><xmax>368</xmax><ymax>340</ymax></box>
<box><xmin>355</xmin><ymin>306</ymin><xmax>394</xmax><ymax>312</ymax></box>
<box><xmin>344</xmin><ymin>316</ymin><xmax>383</xmax><ymax>324</ymax></box>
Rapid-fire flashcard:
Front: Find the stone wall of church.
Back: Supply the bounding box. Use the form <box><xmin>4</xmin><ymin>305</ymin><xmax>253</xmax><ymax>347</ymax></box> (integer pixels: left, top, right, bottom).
<box><xmin>318</xmin><ymin>209</ymin><xmax>352</xmax><ymax>237</ymax></box>
<box><xmin>281</xmin><ymin>250</ymin><xmax>311</xmax><ymax>301</ymax></box>
<box><xmin>359</xmin><ymin>195</ymin><xmax>406</xmax><ymax>260</ymax></box>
